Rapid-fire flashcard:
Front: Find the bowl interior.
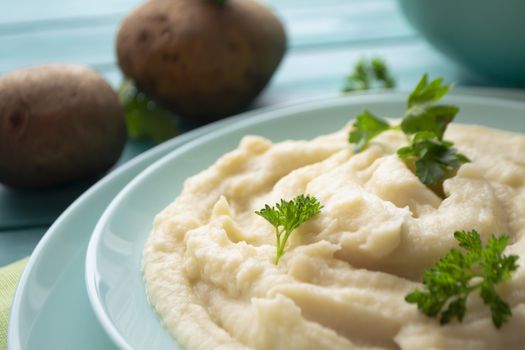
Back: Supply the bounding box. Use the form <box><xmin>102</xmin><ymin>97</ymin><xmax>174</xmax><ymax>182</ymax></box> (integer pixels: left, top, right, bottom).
<box><xmin>85</xmin><ymin>93</ymin><xmax>525</xmax><ymax>349</ymax></box>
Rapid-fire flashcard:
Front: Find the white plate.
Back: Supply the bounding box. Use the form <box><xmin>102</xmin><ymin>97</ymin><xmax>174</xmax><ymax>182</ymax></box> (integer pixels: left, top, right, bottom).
<box><xmin>85</xmin><ymin>92</ymin><xmax>525</xmax><ymax>349</ymax></box>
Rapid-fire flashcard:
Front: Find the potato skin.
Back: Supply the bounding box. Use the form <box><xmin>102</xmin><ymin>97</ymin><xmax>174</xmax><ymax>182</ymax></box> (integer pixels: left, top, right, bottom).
<box><xmin>117</xmin><ymin>0</ymin><xmax>286</xmax><ymax>122</ymax></box>
<box><xmin>0</xmin><ymin>64</ymin><xmax>126</xmax><ymax>188</ymax></box>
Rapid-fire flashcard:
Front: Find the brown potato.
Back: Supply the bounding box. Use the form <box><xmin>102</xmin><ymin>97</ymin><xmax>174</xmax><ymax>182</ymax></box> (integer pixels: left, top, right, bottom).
<box><xmin>0</xmin><ymin>64</ymin><xmax>126</xmax><ymax>188</ymax></box>
<box><xmin>117</xmin><ymin>0</ymin><xmax>286</xmax><ymax>122</ymax></box>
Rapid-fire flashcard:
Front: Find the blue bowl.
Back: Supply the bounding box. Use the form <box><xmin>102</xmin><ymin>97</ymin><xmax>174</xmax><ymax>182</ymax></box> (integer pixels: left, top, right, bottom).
<box><xmin>397</xmin><ymin>0</ymin><xmax>525</xmax><ymax>86</ymax></box>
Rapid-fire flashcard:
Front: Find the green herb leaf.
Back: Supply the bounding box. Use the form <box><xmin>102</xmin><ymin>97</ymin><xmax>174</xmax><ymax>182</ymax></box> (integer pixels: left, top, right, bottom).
<box><xmin>348</xmin><ymin>73</ymin><xmax>469</xmax><ymax>190</ymax></box>
<box><xmin>401</xmin><ymin>74</ymin><xmax>458</xmax><ymax>139</ymax></box>
<box><xmin>405</xmin><ymin>230</ymin><xmax>519</xmax><ymax>328</ymax></box>
<box><xmin>397</xmin><ymin>132</ymin><xmax>470</xmax><ymax>185</ymax></box>
<box><xmin>407</xmin><ymin>74</ymin><xmax>452</xmax><ymax>108</ymax></box>
<box><xmin>348</xmin><ymin>110</ymin><xmax>392</xmax><ymax>152</ymax></box>
<box><xmin>119</xmin><ymin>79</ymin><xmax>180</xmax><ymax>143</ymax></box>
<box><xmin>255</xmin><ymin>194</ymin><xmax>323</xmax><ymax>264</ymax></box>
<box><xmin>401</xmin><ymin>104</ymin><xmax>459</xmax><ymax>140</ymax></box>
<box><xmin>342</xmin><ymin>57</ymin><xmax>396</xmax><ymax>93</ymax></box>
<box><xmin>371</xmin><ymin>58</ymin><xmax>396</xmax><ymax>89</ymax></box>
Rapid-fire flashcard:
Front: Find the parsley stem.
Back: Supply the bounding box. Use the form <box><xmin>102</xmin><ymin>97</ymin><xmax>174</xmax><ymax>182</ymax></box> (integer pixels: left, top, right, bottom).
<box><xmin>466</xmin><ymin>281</ymin><xmax>483</xmax><ymax>293</ymax></box>
<box><xmin>275</xmin><ymin>229</ymin><xmax>292</xmax><ymax>264</ymax></box>
<box><xmin>274</xmin><ymin>228</ymin><xmax>283</xmax><ymax>264</ymax></box>
<box><xmin>390</xmin><ymin>125</ymin><xmax>402</xmax><ymax>131</ymax></box>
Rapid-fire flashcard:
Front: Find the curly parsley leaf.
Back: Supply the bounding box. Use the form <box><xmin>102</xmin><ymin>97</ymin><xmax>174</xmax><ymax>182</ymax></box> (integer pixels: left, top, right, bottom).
<box><xmin>397</xmin><ymin>132</ymin><xmax>470</xmax><ymax>185</ymax></box>
<box><xmin>349</xmin><ymin>110</ymin><xmax>392</xmax><ymax>152</ymax></box>
<box><xmin>342</xmin><ymin>57</ymin><xmax>396</xmax><ymax>93</ymax></box>
<box><xmin>405</xmin><ymin>230</ymin><xmax>519</xmax><ymax>328</ymax></box>
<box><xmin>255</xmin><ymin>195</ymin><xmax>323</xmax><ymax>264</ymax></box>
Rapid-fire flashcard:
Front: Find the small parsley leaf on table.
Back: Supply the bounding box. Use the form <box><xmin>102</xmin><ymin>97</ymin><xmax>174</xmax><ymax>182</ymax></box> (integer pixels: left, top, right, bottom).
<box><xmin>342</xmin><ymin>57</ymin><xmax>396</xmax><ymax>93</ymax></box>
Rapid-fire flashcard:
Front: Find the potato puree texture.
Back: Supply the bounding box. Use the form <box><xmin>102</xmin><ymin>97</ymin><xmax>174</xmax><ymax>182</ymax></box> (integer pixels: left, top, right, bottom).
<box><xmin>143</xmin><ymin>123</ymin><xmax>525</xmax><ymax>350</ymax></box>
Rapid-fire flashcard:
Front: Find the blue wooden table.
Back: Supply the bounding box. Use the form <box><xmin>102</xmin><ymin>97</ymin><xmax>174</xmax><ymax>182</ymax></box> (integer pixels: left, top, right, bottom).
<box><xmin>1</xmin><ymin>0</ymin><xmax>524</xmax><ymax>267</ymax></box>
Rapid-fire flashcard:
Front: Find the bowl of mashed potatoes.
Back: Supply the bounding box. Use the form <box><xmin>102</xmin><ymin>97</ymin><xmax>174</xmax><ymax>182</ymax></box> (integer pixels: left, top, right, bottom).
<box><xmin>86</xmin><ymin>91</ymin><xmax>525</xmax><ymax>350</ymax></box>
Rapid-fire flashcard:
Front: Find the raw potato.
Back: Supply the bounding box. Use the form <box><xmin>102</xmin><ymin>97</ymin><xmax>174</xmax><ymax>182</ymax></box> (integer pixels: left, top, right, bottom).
<box><xmin>117</xmin><ymin>0</ymin><xmax>286</xmax><ymax>122</ymax></box>
<box><xmin>0</xmin><ymin>64</ymin><xmax>127</xmax><ymax>188</ymax></box>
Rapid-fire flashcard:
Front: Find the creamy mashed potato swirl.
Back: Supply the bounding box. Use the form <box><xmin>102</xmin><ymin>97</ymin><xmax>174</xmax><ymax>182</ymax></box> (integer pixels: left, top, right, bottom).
<box><xmin>143</xmin><ymin>123</ymin><xmax>525</xmax><ymax>350</ymax></box>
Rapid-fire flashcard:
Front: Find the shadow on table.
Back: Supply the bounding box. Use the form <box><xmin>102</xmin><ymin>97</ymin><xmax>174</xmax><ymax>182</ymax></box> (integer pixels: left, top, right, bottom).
<box><xmin>0</xmin><ymin>139</ymin><xmax>155</xmax><ymax>231</ymax></box>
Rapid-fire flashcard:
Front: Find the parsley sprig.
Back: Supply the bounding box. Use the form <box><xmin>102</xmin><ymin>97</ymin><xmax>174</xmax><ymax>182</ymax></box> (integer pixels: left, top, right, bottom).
<box><xmin>406</xmin><ymin>230</ymin><xmax>519</xmax><ymax>328</ymax></box>
<box><xmin>342</xmin><ymin>57</ymin><xmax>396</xmax><ymax>93</ymax></box>
<box><xmin>348</xmin><ymin>74</ymin><xmax>470</xmax><ymax>188</ymax></box>
<box><xmin>255</xmin><ymin>194</ymin><xmax>322</xmax><ymax>264</ymax></box>
<box><xmin>119</xmin><ymin>79</ymin><xmax>181</xmax><ymax>142</ymax></box>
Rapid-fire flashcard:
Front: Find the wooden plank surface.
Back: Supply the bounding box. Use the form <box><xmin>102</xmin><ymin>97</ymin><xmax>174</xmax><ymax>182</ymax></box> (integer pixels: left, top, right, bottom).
<box><xmin>0</xmin><ymin>1</ymin><xmax>416</xmax><ymax>75</ymax></box>
<box><xmin>0</xmin><ymin>228</ymin><xmax>47</xmax><ymax>265</ymax></box>
<box><xmin>0</xmin><ymin>0</ymin><xmax>521</xmax><ymax>266</ymax></box>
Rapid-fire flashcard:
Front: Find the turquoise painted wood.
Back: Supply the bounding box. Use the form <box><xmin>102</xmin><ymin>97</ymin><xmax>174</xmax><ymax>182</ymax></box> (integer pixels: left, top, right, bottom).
<box><xmin>0</xmin><ymin>1</ymin><xmax>418</xmax><ymax>78</ymax></box>
<box><xmin>0</xmin><ymin>0</ymin><xmax>519</xmax><ymax>266</ymax></box>
<box><xmin>0</xmin><ymin>141</ymin><xmax>154</xmax><ymax>230</ymax></box>
<box><xmin>0</xmin><ymin>228</ymin><xmax>46</xmax><ymax>265</ymax></box>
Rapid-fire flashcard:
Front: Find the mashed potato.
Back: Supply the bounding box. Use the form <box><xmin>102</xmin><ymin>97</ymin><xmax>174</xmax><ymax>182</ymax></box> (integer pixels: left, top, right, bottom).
<box><xmin>143</xmin><ymin>123</ymin><xmax>525</xmax><ymax>350</ymax></box>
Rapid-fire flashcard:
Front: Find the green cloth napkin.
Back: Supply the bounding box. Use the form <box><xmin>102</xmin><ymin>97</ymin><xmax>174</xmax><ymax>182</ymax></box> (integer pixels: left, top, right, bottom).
<box><xmin>0</xmin><ymin>258</ymin><xmax>28</xmax><ymax>350</ymax></box>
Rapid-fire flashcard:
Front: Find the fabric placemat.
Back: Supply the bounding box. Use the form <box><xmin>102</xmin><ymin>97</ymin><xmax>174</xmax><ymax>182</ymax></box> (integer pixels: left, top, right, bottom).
<box><xmin>0</xmin><ymin>258</ymin><xmax>28</xmax><ymax>350</ymax></box>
